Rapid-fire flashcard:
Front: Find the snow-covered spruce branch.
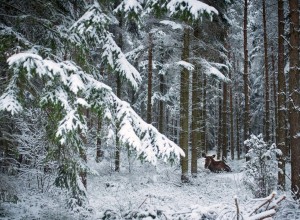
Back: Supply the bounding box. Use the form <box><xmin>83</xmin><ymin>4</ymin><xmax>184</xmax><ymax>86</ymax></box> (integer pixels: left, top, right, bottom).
<box><xmin>68</xmin><ymin>1</ymin><xmax>141</xmax><ymax>90</ymax></box>
<box><xmin>1</xmin><ymin>52</ymin><xmax>184</xmax><ymax>165</ymax></box>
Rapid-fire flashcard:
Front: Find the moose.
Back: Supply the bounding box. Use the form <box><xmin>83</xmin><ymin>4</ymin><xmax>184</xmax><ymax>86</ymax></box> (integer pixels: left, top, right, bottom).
<box><xmin>202</xmin><ymin>153</ymin><xmax>231</xmax><ymax>172</ymax></box>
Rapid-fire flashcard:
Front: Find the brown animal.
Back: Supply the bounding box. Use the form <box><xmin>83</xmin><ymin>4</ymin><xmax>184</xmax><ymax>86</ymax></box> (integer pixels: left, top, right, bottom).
<box><xmin>202</xmin><ymin>153</ymin><xmax>231</xmax><ymax>172</ymax></box>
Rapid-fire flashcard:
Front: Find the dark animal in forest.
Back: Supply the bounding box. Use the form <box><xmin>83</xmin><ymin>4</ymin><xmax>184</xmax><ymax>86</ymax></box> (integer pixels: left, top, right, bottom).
<box><xmin>202</xmin><ymin>153</ymin><xmax>231</xmax><ymax>172</ymax></box>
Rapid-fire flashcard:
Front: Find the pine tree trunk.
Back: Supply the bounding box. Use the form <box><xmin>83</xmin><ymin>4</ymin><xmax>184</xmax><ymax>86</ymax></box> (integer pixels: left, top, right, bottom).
<box><xmin>203</xmin><ymin>74</ymin><xmax>207</xmax><ymax>154</ymax></box>
<box><xmin>262</xmin><ymin>0</ymin><xmax>270</xmax><ymax>143</ymax></box>
<box><xmin>158</xmin><ymin>74</ymin><xmax>164</xmax><ymax>133</ymax></box>
<box><xmin>180</xmin><ymin>27</ymin><xmax>190</xmax><ymax>183</ymax></box>
<box><xmin>147</xmin><ymin>32</ymin><xmax>153</xmax><ymax>124</ymax></box>
<box><xmin>222</xmin><ymin>82</ymin><xmax>228</xmax><ymax>160</ymax></box>
<box><xmin>191</xmin><ymin>25</ymin><xmax>201</xmax><ymax>177</ymax></box>
<box><xmin>243</xmin><ymin>0</ymin><xmax>250</xmax><ymax>159</ymax></box>
<box><xmin>236</xmin><ymin>95</ymin><xmax>241</xmax><ymax>160</ymax></box>
<box><xmin>271</xmin><ymin>46</ymin><xmax>277</xmax><ymax>144</ymax></box>
<box><xmin>217</xmin><ymin>83</ymin><xmax>222</xmax><ymax>160</ymax></box>
<box><xmin>115</xmin><ymin>74</ymin><xmax>121</xmax><ymax>172</ymax></box>
<box><xmin>288</xmin><ymin>0</ymin><xmax>300</xmax><ymax>199</ymax></box>
<box><xmin>115</xmin><ymin>12</ymin><xmax>123</xmax><ymax>172</ymax></box>
<box><xmin>277</xmin><ymin>0</ymin><xmax>287</xmax><ymax>190</ymax></box>
<box><xmin>230</xmin><ymin>68</ymin><xmax>234</xmax><ymax>160</ymax></box>
<box><xmin>96</xmin><ymin>118</ymin><xmax>103</xmax><ymax>163</ymax></box>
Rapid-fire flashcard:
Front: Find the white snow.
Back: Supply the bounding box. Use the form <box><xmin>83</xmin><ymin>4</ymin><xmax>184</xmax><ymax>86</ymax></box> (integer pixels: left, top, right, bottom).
<box><xmin>160</xmin><ymin>20</ymin><xmax>183</xmax><ymax>30</ymax></box>
<box><xmin>167</xmin><ymin>0</ymin><xmax>218</xmax><ymax>20</ymax></box>
<box><xmin>176</xmin><ymin>60</ymin><xmax>195</xmax><ymax>71</ymax></box>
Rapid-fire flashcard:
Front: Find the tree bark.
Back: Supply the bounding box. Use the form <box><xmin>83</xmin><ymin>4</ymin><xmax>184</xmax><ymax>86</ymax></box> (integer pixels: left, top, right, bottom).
<box><xmin>180</xmin><ymin>27</ymin><xmax>190</xmax><ymax>183</ymax></box>
<box><xmin>147</xmin><ymin>32</ymin><xmax>153</xmax><ymax>124</ymax></box>
<box><xmin>230</xmin><ymin>63</ymin><xmax>234</xmax><ymax>160</ymax></box>
<box><xmin>191</xmin><ymin>25</ymin><xmax>201</xmax><ymax>177</ymax></box>
<box><xmin>222</xmin><ymin>81</ymin><xmax>228</xmax><ymax>160</ymax></box>
<box><xmin>243</xmin><ymin>0</ymin><xmax>250</xmax><ymax>159</ymax></box>
<box><xmin>115</xmin><ymin>14</ymin><xmax>123</xmax><ymax>172</ymax></box>
<box><xmin>262</xmin><ymin>0</ymin><xmax>270</xmax><ymax>143</ymax></box>
<box><xmin>202</xmin><ymin>74</ymin><xmax>207</xmax><ymax>154</ymax></box>
<box><xmin>158</xmin><ymin>74</ymin><xmax>164</xmax><ymax>133</ymax></box>
<box><xmin>277</xmin><ymin>0</ymin><xmax>287</xmax><ymax>190</ymax></box>
<box><xmin>288</xmin><ymin>0</ymin><xmax>300</xmax><ymax>199</ymax></box>
<box><xmin>217</xmin><ymin>82</ymin><xmax>222</xmax><ymax>160</ymax></box>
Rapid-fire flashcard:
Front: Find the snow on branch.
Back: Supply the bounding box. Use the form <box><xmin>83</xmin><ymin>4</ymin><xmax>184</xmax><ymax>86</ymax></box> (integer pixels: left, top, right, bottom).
<box><xmin>112</xmin><ymin>94</ymin><xmax>185</xmax><ymax>165</ymax></box>
<box><xmin>167</xmin><ymin>0</ymin><xmax>218</xmax><ymax>21</ymax></box>
<box><xmin>160</xmin><ymin>20</ymin><xmax>183</xmax><ymax>30</ymax></box>
<box><xmin>201</xmin><ymin>59</ymin><xmax>230</xmax><ymax>82</ymax></box>
<box><xmin>0</xmin><ymin>76</ymin><xmax>23</xmax><ymax>115</ymax></box>
<box><xmin>69</xmin><ymin>3</ymin><xmax>141</xmax><ymax>91</ymax></box>
<box><xmin>102</xmin><ymin>33</ymin><xmax>142</xmax><ymax>90</ymax></box>
<box><xmin>69</xmin><ymin>1</ymin><xmax>112</xmax><ymax>44</ymax></box>
<box><xmin>176</xmin><ymin>60</ymin><xmax>194</xmax><ymax>71</ymax></box>
<box><xmin>114</xmin><ymin>0</ymin><xmax>143</xmax><ymax>22</ymax></box>
<box><xmin>3</xmin><ymin>52</ymin><xmax>183</xmax><ymax>165</ymax></box>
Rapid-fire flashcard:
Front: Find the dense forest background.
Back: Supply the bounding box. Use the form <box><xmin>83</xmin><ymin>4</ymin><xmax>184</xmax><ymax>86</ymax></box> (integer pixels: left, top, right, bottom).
<box><xmin>0</xmin><ymin>0</ymin><xmax>299</xmax><ymax>219</ymax></box>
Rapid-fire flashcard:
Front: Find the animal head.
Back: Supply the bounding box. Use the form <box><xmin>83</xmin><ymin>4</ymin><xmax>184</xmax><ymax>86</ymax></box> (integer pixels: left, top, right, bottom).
<box><xmin>202</xmin><ymin>153</ymin><xmax>216</xmax><ymax>169</ymax></box>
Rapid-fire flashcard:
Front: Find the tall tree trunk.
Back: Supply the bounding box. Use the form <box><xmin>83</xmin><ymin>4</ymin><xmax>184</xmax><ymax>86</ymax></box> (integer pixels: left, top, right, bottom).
<box><xmin>222</xmin><ymin>82</ymin><xmax>228</xmax><ymax>160</ymax></box>
<box><xmin>230</xmin><ymin>66</ymin><xmax>234</xmax><ymax>160</ymax></box>
<box><xmin>236</xmin><ymin>95</ymin><xmax>241</xmax><ymax>160</ymax></box>
<box><xmin>158</xmin><ymin>73</ymin><xmax>164</xmax><ymax>133</ymax></box>
<box><xmin>243</xmin><ymin>0</ymin><xmax>250</xmax><ymax>159</ymax></box>
<box><xmin>147</xmin><ymin>32</ymin><xmax>153</xmax><ymax>124</ymax></box>
<box><xmin>180</xmin><ymin>27</ymin><xmax>190</xmax><ymax>183</ymax></box>
<box><xmin>288</xmin><ymin>0</ymin><xmax>300</xmax><ymax>199</ymax></box>
<box><xmin>115</xmin><ymin>23</ymin><xmax>123</xmax><ymax>172</ymax></box>
<box><xmin>271</xmin><ymin>46</ymin><xmax>277</xmax><ymax>144</ymax></box>
<box><xmin>115</xmin><ymin>73</ymin><xmax>121</xmax><ymax>172</ymax></box>
<box><xmin>277</xmin><ymin>0</ymin><xmax>287</xmax><ymax>190</ymax></box>
<box><xmin>217</xmin><ymin>82</ymin><xmax>222</xmax><ymax>160</ymax></box>
<box><xmin>96</xmin><ymin>118</ymin><xmax>103</xmax><ymax>163</ymax></box>
<box><xmin>203</xmin><ymin>74</ymin><xmax>207</xmax><ymax>153</ymax></box>
<box><xmin>191</xmin><ymin>25</ymin><xmax>201</xmax><ymax>177</ymax></box>
<box><xmin>262</xmin><ymin>0</ymin><xmax>270</xmax><ymax>143</ymax></box>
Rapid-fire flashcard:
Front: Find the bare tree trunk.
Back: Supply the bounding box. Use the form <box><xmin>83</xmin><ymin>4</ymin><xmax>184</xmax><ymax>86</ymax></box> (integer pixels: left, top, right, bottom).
<box><xmin>147</xmin><ymin>32</ymin><xmax>153</xmax><ymax>124</ymax></box>
<box><xmin>203</xmin><ymin>74</ymin><xmax>207</xmax><ymax>154</ymax></box>
<box><xmin>180</xmin><ymin>27</ymin><xmax>190</xmax><ymax>183</ymax></box>
<box><xmin>222</xmin><ymin>81</ymin><xmax>228</xmax><ymax>160</ymax></box>
<box><xmin>262</xmin><ymin>0</ymin><xmax>270</xmax><ymax>143</ymax></box>
<box><xmin>288</xmin><ymin>0</ymin><xmax>300</xmax><ymax>200</ymax></box>
<box><xmin>191</xmin><ymin>25</ymin><xmax>201</xmax><ymax>177</ymax></box>
<box><xmin>236</xmin><ymin>95</ymin><xmax>241</xmax><ymax>160</ymax></box>
<box><xmin>277</xmin><ymin>0</ymin><xmax>287</xmax><ymax>190</ymax></box>
<box><xmin>271</xmin><ymin>46</ymin><xmax>277</xmax><ymax>144</ymax></box>
<box><xmin>158</xmin><ymin>74</ymin><xmax>164</xmax><ymax>133</ymax></box>
<box><xmin>243</xmin><ymin>0</ymin><xmax>250</xmax><ymax>159</ymax></box>
<box><xmin>230</xmin><ymin>65</ymin><xmax>234</xmax><ymax>160</ymax></box>
<box><xmin>96</xmin><ymin>118</ymin><xmax>103</xmax><ymax>163</ymax></box>
<box><xmin>217</xmin><ymin>82</ymin><xmax>222</xmax><ymax>160</ymax></box>
<box><xmin>115</xmin><ymin>73</ymin><xmax>121</xmax><ymax>172</ymax></box>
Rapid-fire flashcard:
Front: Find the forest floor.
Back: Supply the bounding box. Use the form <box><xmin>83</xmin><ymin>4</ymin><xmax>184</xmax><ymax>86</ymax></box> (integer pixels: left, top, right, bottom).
<box><xmin>1</xmin><ymin>153</ymin><xmax>299</xmax><ymax>219</ymax></box>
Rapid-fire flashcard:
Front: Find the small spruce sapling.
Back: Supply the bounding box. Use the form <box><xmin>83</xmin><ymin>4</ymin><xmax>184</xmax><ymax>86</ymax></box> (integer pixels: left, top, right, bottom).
<box><xmin>243</xmin><ymin>134</ymin><xmax>281</xmax><ymax>198</ymax></box>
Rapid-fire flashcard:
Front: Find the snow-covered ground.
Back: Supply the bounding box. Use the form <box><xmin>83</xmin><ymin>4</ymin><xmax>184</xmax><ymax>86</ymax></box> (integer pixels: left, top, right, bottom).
<box><xmin>0</xmin><ymin>155</ymin><xmax>299</xmax><ymax>219</ymax></box>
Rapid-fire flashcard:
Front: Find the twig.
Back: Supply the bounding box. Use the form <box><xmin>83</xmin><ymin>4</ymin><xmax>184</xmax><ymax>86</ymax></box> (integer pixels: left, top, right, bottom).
<box><xmin>248</xmin><ymin>209</ymin><xmax>276</xmax><ymax>220</ymax></box>
<box><xmin>138</xmin><ymin>197</ymin><xmax>148</xmax><ymax>209</ymax></box>
<box><xmin>249</xmin><ymin>193</ymin><xmax>275</xmax><ymax>216</ymax></box>
<box><xmin>269</xmin><ymin>195</ymin><xmax>286</xmax><ymax>210</ymax></box>
<box><xmin>235</xmin><ymin>197</ymin><xmax>240</xmax><ymax>220</ymax></box>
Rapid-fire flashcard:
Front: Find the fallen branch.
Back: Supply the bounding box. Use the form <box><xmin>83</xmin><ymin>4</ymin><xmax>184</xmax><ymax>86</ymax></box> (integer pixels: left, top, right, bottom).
<box><xmin>247</xmin><ymin>192</ymin><xmax>286</xmax><ymax>220</ymax></box>
<box><xmin>247</xmin><ymin>209</ymin><xmax>276</xmax><ymax>220</ymax></box>
<box><xmin>249</xmin><ymin>192</ymin><xmax>275</xmax><ymax>216</ymax></box>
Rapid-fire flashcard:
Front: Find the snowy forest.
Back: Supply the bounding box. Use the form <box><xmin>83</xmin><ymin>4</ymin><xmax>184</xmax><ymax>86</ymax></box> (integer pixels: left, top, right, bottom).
<box><xmin>0</xmin><ymin>0</ymin><xmax>299</xmax><ymax>219</ymax></box>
